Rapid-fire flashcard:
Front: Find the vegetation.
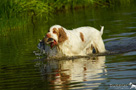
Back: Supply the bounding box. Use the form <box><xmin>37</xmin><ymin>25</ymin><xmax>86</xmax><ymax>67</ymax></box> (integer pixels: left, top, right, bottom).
<box><xmin>0</xmin><ymin>0</ymin><xmax>135</xmax><ymax>19</ymax></box>
<box><xmin>0</xmin><ymin>0</ymin><xmax>135</xmax><ymax>36</ymax></box>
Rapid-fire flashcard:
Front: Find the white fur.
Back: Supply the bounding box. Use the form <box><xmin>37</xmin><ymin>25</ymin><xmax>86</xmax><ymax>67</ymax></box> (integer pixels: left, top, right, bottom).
<box><xmin>129</xmin><ymin>82</ymin><xmax>136</xmax><ymax>89</ymax></box>
<box><xmin>47</xmin><ymin>25</ymin><xmax>106</xmax><ymax>56</ymax></box>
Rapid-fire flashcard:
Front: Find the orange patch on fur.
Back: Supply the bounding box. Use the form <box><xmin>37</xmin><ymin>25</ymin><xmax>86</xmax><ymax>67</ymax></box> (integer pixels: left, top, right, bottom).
<box><xmin>53</xmin><ymin>28</ymin><xmax>59</xmax><ymax>36</ymax></box>
<box><xmin>58</xmin><ymin>28</ymin><xmax>68</xmax><ymax>43</ymax></box>
<box><xmin>52</xmin><ymin>27</ymin><xmax>68</xmax><ymax>44</ymax></box>
<box><xmin>80</xmin><ymin>32</ymin><xmax>84</xmax><ymax>42</ymax></box>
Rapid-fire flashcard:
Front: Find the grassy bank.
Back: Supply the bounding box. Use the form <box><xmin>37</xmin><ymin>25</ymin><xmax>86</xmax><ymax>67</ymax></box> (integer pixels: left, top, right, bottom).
<box><xmin>0</xmin><ymin>0</ymin><xmax>135</xmax><ymax>36</ymax></box>
<box><xmin>0</xmin><ymin>0</ymin><xmax>135</xmax><ymax>19</ymax></box>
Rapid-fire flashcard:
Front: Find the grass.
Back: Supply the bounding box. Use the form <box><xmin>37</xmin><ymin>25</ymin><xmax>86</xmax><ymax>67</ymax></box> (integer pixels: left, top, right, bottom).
<box><xmin>0</xmin><ymin>0</ymin><xmax>135</xmax><ymax>19</ymax></box>
<box><xmin>0</xmin><ymin>0</ymin><xmax>135</xmax><ymax>36</ymax></box>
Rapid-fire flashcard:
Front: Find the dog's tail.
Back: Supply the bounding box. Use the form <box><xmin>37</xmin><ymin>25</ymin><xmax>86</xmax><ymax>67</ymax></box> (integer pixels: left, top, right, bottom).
<box><xmin>100</xmin><ymin>26</ymin><xmax>104</xmax><ymax>36</ymax></box>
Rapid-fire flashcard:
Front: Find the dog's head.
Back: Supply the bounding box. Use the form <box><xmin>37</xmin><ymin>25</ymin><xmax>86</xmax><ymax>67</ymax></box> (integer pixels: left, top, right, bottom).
<box><xmin>46</xmin><ymin>25</ymin><xmax>68</xmax><ymax>48</ymax></box>
<box><xmin>129</xmin><ymin>82</ymin><xmax>132</xmax><ymax>85</ymax></box>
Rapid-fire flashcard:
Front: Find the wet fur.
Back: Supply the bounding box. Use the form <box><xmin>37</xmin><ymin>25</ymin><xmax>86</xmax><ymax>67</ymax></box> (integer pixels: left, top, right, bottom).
<box><xmin>46</xmin><ymin>25</ymin><xmax>106</xmax><ymax>56</ymax></box>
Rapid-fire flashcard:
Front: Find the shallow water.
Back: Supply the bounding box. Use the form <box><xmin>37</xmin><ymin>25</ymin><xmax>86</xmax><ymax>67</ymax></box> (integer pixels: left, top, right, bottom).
<box><xmin>0</xmin><ymin>6</ymin><xmax>136</xmax><ymax>90</ymax></box>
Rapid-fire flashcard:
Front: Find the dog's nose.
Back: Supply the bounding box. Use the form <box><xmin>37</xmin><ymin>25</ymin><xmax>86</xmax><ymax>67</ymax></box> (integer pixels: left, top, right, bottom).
<box><xmin>46</xmin><ymin>33</ymin><xmax>51</xmax><ymax>38</ymax></box>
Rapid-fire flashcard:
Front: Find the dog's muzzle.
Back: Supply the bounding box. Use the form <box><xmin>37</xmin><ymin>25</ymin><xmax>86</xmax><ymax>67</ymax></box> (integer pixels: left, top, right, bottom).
<box><xmin>39</xmin><ymin>36</ymin><xmax>57</xmax><ymax>49</ymax></box>
<box><xmin>46</xmin><ymin>38</ymin><xmax>57</xmax><ymax>48</ymax></box>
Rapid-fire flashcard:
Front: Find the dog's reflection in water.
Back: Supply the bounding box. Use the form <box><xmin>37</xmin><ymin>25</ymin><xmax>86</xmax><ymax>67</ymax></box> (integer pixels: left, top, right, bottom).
<box><xmin>35</xmin><ymin>56</ymin><xmax>106</xmax><ymax>89</ymax></box>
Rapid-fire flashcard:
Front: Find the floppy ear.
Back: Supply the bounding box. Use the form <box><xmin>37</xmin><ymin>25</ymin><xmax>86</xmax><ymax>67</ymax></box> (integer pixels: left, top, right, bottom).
<box><xmin>58</xmin><ymin>27</ymin><xmax>68</xmax><ymax>43</ymax></box>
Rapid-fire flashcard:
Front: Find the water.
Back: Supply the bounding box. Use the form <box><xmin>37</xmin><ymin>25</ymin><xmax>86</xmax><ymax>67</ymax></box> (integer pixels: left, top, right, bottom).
<box><xmin>0</xmin><ymin>6</ymin><xmax>136</xmax><ymax>90</ymax></box>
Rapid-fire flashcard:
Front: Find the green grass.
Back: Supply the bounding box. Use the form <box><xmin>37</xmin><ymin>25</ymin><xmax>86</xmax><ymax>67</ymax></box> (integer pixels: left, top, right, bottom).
<box><xmin>0</xmin><ymin>0</ymin><xmax>135</xmax><ymax>36</ymax></box>
<box><xmin>0</xmin><ymin>0</ymin><xmax>135</xmax><ymax>19</ymax></box>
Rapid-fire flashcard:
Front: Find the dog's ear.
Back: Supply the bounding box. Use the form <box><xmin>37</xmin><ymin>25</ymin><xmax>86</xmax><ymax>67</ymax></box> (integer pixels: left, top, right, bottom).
<box><xmin>58</xmin><ymin>27</ymin><xmax>68</xmax><ymax>43</ymax></box>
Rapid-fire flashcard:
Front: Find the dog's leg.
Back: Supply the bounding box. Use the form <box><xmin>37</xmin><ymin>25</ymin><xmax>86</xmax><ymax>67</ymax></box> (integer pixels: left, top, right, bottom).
<box><xmin>92</xmin><ymin>43</ymin><xmax>99</xmax><ymax>53</ymax></box>
<box><xmin>93</xmin><ymin>39</ymin><xmax>106</xmax><ymax>53</ymax></box>
<box><xmin>86</xmin><ymin>44</ymin><xmax>94</xmax><ymax>54</ymax></box>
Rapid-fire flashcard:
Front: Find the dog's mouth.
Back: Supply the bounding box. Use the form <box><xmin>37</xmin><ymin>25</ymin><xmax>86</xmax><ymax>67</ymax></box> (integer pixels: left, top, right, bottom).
<box><xmin>46</xmin><ymin>38</ymin><xmax>57</xmax><ymax>48</ymax></box>
<box><xmin>39</xmin><ymin>37</ymin><xmax>57</xmax><ymax>49</ymax></box>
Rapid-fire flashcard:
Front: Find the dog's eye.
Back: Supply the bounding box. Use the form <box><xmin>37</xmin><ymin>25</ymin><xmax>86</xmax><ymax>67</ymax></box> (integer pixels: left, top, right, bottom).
<box><xmin>53</xmin><ymin>30</ymin><xmax>57</xmax><ymax>33</ymax></box>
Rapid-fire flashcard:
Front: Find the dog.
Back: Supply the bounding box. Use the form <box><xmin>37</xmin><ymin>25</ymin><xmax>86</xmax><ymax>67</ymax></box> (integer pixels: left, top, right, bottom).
<box><xmin>129</xmin><ymin>82</ymin><xmax>136</xmax><ymax>89</ymax></box>
<box><xmin>43</xmin><ymin>25</ymin><xmax>106</xmax><ymax>56</ymax></box>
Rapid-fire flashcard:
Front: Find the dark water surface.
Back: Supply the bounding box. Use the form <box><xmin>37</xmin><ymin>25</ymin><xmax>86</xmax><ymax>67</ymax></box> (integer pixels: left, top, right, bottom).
<box><xmin>0</xmin><ymin>6</ymin><xmax>136</xmax><ymax>90</ymax></box>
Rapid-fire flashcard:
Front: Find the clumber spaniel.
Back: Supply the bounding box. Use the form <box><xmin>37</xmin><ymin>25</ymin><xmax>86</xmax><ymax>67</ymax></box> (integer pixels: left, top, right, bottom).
<box><xmin>44</xmin><ymin>25</ymin><xmax>106</xmax><ymax>56</ymax></box>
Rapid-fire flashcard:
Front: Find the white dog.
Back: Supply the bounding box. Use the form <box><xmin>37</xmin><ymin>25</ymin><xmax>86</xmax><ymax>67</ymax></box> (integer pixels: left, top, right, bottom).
<box><xmin>45</xmin><ymin>25</ymin><xmax>106</xmax><ymax>56</ymax></box>
<box><xmin>129</xmin><ymin>82</ymin><xmax>136</xmax><ymax>89</ymax></box>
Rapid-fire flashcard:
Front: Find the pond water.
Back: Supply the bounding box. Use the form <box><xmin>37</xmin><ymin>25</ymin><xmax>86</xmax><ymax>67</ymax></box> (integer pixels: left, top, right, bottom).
<box><xmin>0</xmin><ymin>5</ymin><xmax>136</xmax><ymax>90</ymax></box>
